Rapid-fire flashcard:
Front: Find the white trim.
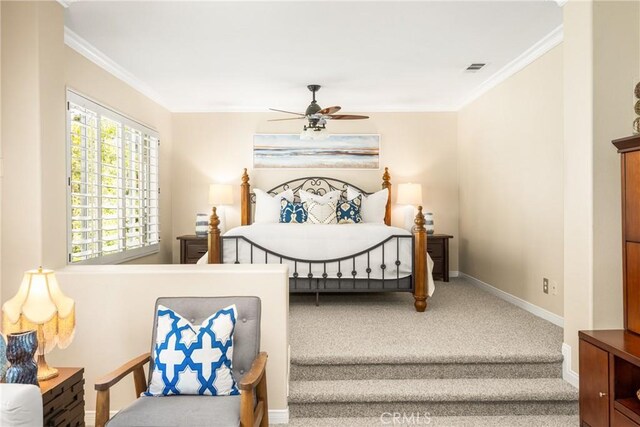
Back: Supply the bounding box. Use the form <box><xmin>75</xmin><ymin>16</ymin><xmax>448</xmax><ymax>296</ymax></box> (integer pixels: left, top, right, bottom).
<box><xmin>269</xmin><ymin>408</ymin><xmax>290</xmax><ymax>424</ymax></box>
<box><xmin>562</xmin><ymin>342</ymin><xmax>579</xmax><ymax>388</ymax></box>
<box><xmin>64</xmin><ymin>27</ymin><xmax>171</xmax><ymax>110</ymax></box>
<box><xmin>449</xmin><ymin>271</ymin><xmax>459</xmax><ymax>278</ymax></box>
<box><xmin>85</xmin><ymin>408</ymin><xmax>289</xmax><ymax>426</ymax></box>
<box><xmin>459</xmin><ymin>272</ymin><xmax>564</xmax><ymax>328</ymax></box>
<box><xmin>458</xmin><ymin>24</ymin><xmax>563</xmax><ymax>109</ymax></box>
<box><xmin>171</xmin><ymin>105</ymin><xmax>459</xmax><ymax>113</ymax></box>
<box><xmin>56</xmin><ymin>0</ymin><xmax>73</xmax><ymax>7</ymax></box>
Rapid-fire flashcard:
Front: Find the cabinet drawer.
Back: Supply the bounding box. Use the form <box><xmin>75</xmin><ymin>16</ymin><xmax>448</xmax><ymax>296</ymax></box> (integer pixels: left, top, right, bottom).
<box><xmin>187</xmin><ymin>244</ymin><xmax>208</xmax><ymax>259</ymax></box>
<box><xmin>614</xmin><ymin>410</ymin><xmax>639</xmax><ymax>427</ymax></box>
<box><xmin>427</xmin><ymin>242</ymin><xmax>443</xmax><ymax>258</ymax></box>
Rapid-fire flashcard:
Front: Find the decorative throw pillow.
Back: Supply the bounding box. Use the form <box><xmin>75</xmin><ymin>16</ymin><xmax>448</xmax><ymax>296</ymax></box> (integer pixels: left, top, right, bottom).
<box><xmin>304</xmin><ymin>200</ymin><xmax>338</xmax><ymax>224</ymax></box>
<box><xmin>299</xmin><ymin>189</ymin><xmax>341</xmax><ymax>206</ymax></box>
<box><xmin>336</xmin><ymin>195</ymin><xmax>362</xmax><ymax>224</ymax></box>
<box><xmin>145</xmin><ymin>305</ymin><xmax>239</xmax><ymax>397</ymax></box>
<box><xmin>347</xmin><ymin>187</ymin><xmax>389</xmax><ymax>224</ymax></box>
<box><xmin>254</xmin><ymin>189</ymin><xmax>294</xmax><ymax>224</ymax></box>
<box><xmin>280</xmin><ymin>199</ymin><xmax>308</xmax><ymax>223</ymax></box>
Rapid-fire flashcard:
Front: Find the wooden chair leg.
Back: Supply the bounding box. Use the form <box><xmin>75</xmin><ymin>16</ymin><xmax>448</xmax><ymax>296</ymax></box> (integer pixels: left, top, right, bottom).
<box><xmin>95</xmin><ymin>389</ymin><xmax>110</xmax><ymax>427</ymax></box>
<box><xmin>257</xmin><ymin>370</ymin><xmax>269</xmax><ymax>427</ymax></box>
<box><xmin>240</xmin><ymin>388</ymin><xmax>255</xmax><ymax>427</ymax></box>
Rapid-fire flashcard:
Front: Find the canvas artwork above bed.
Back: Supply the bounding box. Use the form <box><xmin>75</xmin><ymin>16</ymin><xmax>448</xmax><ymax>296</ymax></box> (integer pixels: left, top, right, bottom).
<box><xmin>253</xmin><ymin>134</ymin><xmax>380</xmax><ymax>169</ymax></box>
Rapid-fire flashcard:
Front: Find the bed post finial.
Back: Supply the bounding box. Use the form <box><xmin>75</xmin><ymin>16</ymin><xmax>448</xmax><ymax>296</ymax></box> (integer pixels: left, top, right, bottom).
<box><xmin>241</xmin><ymin>168</ymin><xmax>251</xmax><ymax>225</ymax></box>
<box><xmin>382</xmin><ymin>167</ymin><xmax>392</xmax><ymax>226</ymax></box>
<box><xmin>413</xmin><ymin>206</ymin><xmax>428</xmax><ymax>312</ymax></box>
<box><xmin>208</xmin><ymin>206</ymin><xmax>221</xmax><ymax>264</ymax></box>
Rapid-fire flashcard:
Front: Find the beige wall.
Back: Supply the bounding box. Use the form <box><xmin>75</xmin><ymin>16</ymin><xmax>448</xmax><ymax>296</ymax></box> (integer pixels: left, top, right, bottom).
<box><xmin>562</xmin><ymin>0</ymin><xmax>638</xmax><ymax>372</ymax></box>
<box><xmin>65</xmin><ymin>47</ymin><xmax>174</xmax><ymax>266</ymax></box>
<box><xmin>50</xmin><ymin>264</ymin><xmax>289</xmax><ymax>416</ymax></box>
<box><xmin>458</xmin><ymin>45</ymin><xmax>565</xmax><ymax>316</ymax></box>
<box><xmin>171</xmin><ymin>112</ymin><xmax>460</xmax><ymax>268</ymax></box>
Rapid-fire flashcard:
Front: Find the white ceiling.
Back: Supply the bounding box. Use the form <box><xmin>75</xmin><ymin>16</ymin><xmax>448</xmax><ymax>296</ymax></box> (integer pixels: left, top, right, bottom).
<box><xmin>64</xmin><ymin>1</ymin><xmax>563</xmax><ymax>112</ymax></box>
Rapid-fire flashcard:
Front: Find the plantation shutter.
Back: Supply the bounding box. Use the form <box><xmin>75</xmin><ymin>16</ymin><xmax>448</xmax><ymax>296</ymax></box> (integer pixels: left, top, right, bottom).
<box><xmin>67</xmin><ymin>90</ymin><xmax>160</xmax><ymax>264</ymax></box>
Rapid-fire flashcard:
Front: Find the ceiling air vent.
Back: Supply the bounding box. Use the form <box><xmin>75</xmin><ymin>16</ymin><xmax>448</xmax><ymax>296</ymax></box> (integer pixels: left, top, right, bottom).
<box><xmin>465</xmin><ymin>63</ymin><xmax>486</xmax><ymax>72</ymax></box>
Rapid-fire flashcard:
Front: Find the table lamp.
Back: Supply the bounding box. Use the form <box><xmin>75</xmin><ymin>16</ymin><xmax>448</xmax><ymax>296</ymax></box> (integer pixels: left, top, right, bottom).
<box><xmin>2</xmin><ymin>267</ymin><xmax>75</xmax><ymax>380</ymax></box>
<box><xmin>397</xmin><ymin>183</ymin><xmax>423</xmax><ymax>231</ymax></box>
<box><xmin>209</xmin><ymin>184</ymin><xmax>234</xmax><ymax>233</ymax></box>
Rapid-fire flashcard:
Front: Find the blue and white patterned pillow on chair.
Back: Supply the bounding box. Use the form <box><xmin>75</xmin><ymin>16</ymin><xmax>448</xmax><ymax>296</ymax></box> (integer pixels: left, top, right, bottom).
<box><xmin>280</xmin><ymin>199</ymin><xmax>308</xmax><ymax>223</ymax></box>
<box><xmin>336</xmin><ymin>195</ymin><xmax>362</xmax><ymax>224</ymax></box>
<box><xmin>145</xmin><ymin>305</ymin><xmax>239</xmax><ymax>397</ymax></box>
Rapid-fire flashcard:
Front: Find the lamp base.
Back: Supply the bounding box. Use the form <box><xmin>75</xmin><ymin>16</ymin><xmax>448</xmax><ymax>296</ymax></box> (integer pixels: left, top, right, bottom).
<box><xmin>36</xmin><ymin>354</ymin><xmax>58</xmax><ymax>381</ymax></box>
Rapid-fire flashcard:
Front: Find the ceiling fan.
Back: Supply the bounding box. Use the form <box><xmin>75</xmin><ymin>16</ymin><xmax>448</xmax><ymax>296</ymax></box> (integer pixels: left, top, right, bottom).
<box><xmin>269</xmin><ymin>85</ymin><xmax>369</xmax><ymax>139</ymax></box>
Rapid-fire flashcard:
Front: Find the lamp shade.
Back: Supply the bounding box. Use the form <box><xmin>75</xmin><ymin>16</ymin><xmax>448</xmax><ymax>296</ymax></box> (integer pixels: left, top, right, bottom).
<box><xmin>2</xmin><ymin>268</ymin><xmax>75</xmax><ymax>354</ymax></box>
<box><xmin>209</xmin><ymin>184</ymin><xmax>233</xmax><ymax>205</ymax></box>
<box><xmin>396</xmin><ymin>183</ymin><xmax>423</xmax><ymax>206</ymax></box>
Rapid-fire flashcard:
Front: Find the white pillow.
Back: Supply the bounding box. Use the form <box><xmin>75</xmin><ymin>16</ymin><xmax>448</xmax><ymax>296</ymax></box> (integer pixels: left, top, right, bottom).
<box><xmin>299</xmin><ymin>189</ymin><xmax>341</xmax><ymax>206</ymax></box>
<box><xmin>254</xmin><ymin>189</ymin><xmax>294</xmax><ymax>223</ymax></box>
<box><xmin>304</xmin><ymin>200</ymin><xmax>338</xmax><ymax>224</ymax></box>
<box><xmin>145</xmin><ymin>304</ymin><xmax>239</xmax><ymax>396</ymax></box>
<box><xmin>347</xmin><ymin>187</ymin><xmax>389</xmax><ymax>224</ymax></box>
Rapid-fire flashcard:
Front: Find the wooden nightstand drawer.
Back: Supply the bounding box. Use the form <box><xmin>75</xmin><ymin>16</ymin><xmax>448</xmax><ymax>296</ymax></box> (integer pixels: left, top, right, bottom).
<box><xmin>427</xmin><ymin>242</ymin><xmax>444</xmax><ymax>258</ymax></box>
<box><xmin>177</xmin><ymin>235</ymin><xmax>209</xmax><ymax>264</ymax></box>
<box><xmin>427</xmin><ymin>234</ymin><xmax>453</xmax><ymax>282</ymax></box>
<box><xmin>187</xmin><ymin>243</ymin><xmax>208</xmax><ymax>259</ymax></box>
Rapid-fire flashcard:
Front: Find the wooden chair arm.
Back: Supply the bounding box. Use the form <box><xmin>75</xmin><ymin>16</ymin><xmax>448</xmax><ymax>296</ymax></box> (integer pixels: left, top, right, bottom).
<box><xmin>239</xmin><ymin>352</ymin><xmax>267</xmax><ymax>391</ymax></box>
<box><xmin>95</xmin><ymin>353</ymin><xmax>151</xmax><ymax>391</ymax></box>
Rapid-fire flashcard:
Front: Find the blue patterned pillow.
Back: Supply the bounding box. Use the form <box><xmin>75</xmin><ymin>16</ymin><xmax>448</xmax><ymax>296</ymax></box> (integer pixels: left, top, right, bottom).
<box><xmin>280</xmin><ymin>198</ymin><xmax>308</xmax><ymax>223</ymax></box>
<box><xmin>145</xmin><ymin>305</ymin><xmax>239</xmax><ymax>396</ymax></box>
<box><xmin>336</xmin><ymin>195</ymin><xmax>362</xmax><ymax>224</ymax></box>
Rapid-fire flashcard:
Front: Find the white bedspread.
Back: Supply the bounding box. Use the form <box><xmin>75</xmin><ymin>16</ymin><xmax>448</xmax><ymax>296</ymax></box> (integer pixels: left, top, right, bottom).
<box><xmin>198</xmin><ymin>223</ymin><xmax>435</xmax><ymax>296</ymax></box>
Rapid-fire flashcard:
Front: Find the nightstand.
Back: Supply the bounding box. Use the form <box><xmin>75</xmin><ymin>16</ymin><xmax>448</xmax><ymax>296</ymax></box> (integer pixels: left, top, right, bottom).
<box><xmin>427</xmin><ymin>234</ymin><xmax>453</xmax><ymax>282</ymax></box>
<box><xmin>177</xmin><ymin>234</ymin><xmax>209</xmax><ymax>264</ymax></box>
<box><xmin>40</xmin><ymin>367</ymin><xmax>85</xmax><ymax>427</ymax></box>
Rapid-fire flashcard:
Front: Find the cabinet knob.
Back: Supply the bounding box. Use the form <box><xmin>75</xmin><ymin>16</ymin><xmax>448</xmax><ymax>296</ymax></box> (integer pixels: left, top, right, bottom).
<box><xmin>599</xmin><ymin>392</ymin><xmax>607</xmax><ymax>398</ymax></box>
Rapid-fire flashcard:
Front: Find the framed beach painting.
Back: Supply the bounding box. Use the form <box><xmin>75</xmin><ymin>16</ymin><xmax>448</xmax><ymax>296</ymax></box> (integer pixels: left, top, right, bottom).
<box><xmin>253</xmin><ymin>134</ymin><xmax>380</xmax><ymax>169</ymax></box>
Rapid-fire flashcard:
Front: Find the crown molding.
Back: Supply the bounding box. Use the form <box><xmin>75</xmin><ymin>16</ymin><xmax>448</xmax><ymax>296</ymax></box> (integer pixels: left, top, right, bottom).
<box><xmin>64</xmin><ymin>26</ymin><xmax>171</xmax><ymax>110</ymax></box>
<box><xmin>457</xmin><ymin>24</ymin><xmax>563</xmax><ymax>110</ymax></box>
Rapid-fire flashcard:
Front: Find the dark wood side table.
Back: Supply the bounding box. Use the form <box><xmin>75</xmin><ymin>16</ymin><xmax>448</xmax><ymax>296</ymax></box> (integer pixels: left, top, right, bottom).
<box><xmin>40</xmin><ymin>367</ymin><xmax>85</xmax><ymax>427</ymax></box>
<box><xmin>427</xmin><ymin>234</ymin><xmax>453</xmax><ymax>282</ymax></box>
<box><xmin>177</xmin><ymin>234</ymin><xmax>209</xmax><ymax>264</ymax></box>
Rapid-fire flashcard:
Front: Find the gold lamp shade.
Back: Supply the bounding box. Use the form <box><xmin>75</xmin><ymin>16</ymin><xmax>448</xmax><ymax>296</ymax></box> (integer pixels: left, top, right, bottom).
<box><xmin>2</xmin><ymin>267</ymin><xmax>75</xmax><ymax>380</ymax></box>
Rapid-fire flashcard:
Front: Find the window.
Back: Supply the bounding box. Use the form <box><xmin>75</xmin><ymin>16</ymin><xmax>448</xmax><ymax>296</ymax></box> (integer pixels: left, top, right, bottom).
<box><xmin>66</xmin><ymin>90</ymin><xmax>160</xmax><ymax>264</ymax></box>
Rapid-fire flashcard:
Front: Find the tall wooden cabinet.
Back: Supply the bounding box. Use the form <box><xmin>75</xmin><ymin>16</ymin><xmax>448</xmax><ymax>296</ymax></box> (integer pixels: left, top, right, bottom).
<box><xmin>579</xmin><ymin>136</ymin><xmax>640</xmax><ymax>427</ymax></box>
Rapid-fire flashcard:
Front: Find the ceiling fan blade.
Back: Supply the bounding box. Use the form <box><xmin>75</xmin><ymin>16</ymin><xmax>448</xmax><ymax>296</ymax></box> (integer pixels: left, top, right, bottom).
<box><xmin>317</xmin><ymin>105</ymin><xmax>341</xmax><ymax>115</ymax></box>
<box><xmin>267</xmin><ymin>117</ymin><xmax>306</xmax><ymax>122</ymax></box>
<box><xmin>269</xmin><ymin>108</ymin><xmax>306</xmax><ymax>116</ymax></box>
<box><xmin>327</xmin><ymin>114</ymin><xmax>370</xmax><ymax>120</ymax></box>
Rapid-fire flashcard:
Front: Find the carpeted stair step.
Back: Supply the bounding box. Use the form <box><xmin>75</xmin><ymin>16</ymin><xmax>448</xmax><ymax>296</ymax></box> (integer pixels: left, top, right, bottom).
<box><xmin>289</xmin><ymin>377</ymin><xmax>578</xmax><ymax>418</ymax></box>
<box><xmin>290</xmin><ymin>360</ymin><xmax>563</xmax><ymax>381</ymax></box>
<box><xmin>285</xmin><ymin>415</ymin><xmax>579</xmax><ymax>426</ymax></box>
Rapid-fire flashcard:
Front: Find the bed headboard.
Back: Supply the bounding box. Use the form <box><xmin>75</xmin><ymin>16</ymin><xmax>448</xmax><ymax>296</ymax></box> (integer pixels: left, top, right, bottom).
<box><xmin>240</xmin><ymin>167</ymin><xmax>392</xmax><ymax>226</ymax></box>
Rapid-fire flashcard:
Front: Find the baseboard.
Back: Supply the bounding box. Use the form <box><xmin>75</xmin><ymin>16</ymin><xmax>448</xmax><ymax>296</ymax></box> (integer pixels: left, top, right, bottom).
<box><xmin>562</xmin><ymin>342</ymin><xmax>579</xmax><ymax>388</ymax></box>
<box><xmin>459</xmin><ymin>272</ymin><xmax>564</xmax><ymax>328</ymax></box>
<box><xmin>85</xmin><ymin>408</ymin><xmax>289</xmax><ymax>426</ymax></box>
<box><xmin>449</xmin><ymin>271</ymin><xmax>459</xmax><ymax>278</ymax></box>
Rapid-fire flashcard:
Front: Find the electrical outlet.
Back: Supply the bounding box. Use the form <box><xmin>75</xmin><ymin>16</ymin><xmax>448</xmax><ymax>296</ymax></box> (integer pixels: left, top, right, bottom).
<box><xmin>551</xmin><ymin>280</ymin><xmax>558</xmax><ymax>296</ymax></box>
<box><xmin>543</xmin><ymin>278</ymin><xmax>549</xmax><ymax>294</ymax></box>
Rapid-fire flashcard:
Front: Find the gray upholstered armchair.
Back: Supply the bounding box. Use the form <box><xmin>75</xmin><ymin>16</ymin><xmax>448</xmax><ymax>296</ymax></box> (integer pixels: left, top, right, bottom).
<box><xmin>94</xmin><ymin>296</ymin><xmax>268</xmax><ymax>427</ymax></box>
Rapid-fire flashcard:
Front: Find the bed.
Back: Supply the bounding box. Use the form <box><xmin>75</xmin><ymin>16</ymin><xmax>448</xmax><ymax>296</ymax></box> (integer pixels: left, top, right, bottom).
<box><xmin>202</xmin><ymin>168</ymin><xmax>433</xmax><ymax>312</ymax></box>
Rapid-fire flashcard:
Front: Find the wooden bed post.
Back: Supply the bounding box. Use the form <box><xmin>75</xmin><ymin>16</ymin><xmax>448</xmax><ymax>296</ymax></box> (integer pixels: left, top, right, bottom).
<box><xmin>208</xmin><ymin>206</ymin><xmax>221</xmax><ymax>264</ymax></box>
<box><xmin>413</xmin><ymin>206</ymin><xmax>428</xmax><ymax>312</ymax></box>
<box><xmin>382</xmin><ymin>167</ymin><xmax>392</xmax><ymax>226</ymax></box>
<box><xmin>241</xmin><ymin>168</ymin><xmax>251</xmax><ymax>226</ymax></box>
